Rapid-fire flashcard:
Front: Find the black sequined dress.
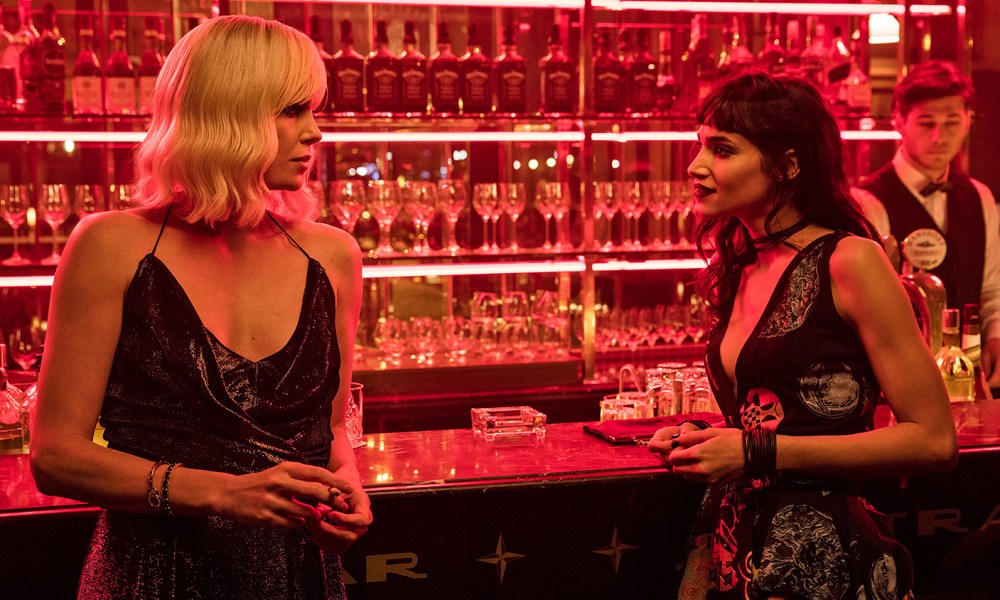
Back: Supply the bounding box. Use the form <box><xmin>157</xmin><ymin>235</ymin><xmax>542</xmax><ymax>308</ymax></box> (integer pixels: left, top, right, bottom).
<box><xmin>78</xmin><ymin>214</ymin><xmax>344</xmax><ymax>599</ymax></box>
<box><xmin>679</xmin><ymin>232</ymin><xmax>914</xmax><ymax>600</ymax></box>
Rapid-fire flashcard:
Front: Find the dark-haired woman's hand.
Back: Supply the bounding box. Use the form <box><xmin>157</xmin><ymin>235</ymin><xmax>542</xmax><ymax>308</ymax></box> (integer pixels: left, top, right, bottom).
<box><xmin>653</xmin><ymin>427</ymin><xmax>744</xmax><ymax>485</ymax></box>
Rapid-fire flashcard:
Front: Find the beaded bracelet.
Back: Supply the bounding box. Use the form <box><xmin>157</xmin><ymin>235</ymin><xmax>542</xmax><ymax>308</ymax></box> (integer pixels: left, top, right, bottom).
<box><xmin>742</xmin><ymin>427</ymin><xmax>777</xmax><ymax>489</ymax></box>
<box><xmin>160</xmin><ymin>462</ymin><xmax>183</xmax><ymax>517</ymax></box>
<box><xmin>145</xmin><ymin>461</ymin><xmax>167</xmax><ymax>511</ymax></box>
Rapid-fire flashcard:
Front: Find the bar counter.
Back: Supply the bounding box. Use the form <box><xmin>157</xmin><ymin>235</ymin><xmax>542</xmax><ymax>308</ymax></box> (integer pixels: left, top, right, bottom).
<box><xmin>3</xmin><ymin>402</ymin><xmax>1000</xmax><ymax>599</ymax></box>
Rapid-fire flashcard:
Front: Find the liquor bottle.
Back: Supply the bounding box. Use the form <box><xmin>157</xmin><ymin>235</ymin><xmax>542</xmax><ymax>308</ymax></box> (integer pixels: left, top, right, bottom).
<box><xmin>679</xmin><ymin>13</ymin><xmax>715</xmax><ymax>116</ymax></box>
<box><xmin>627</xmin><ymin>28</ymin><xmax>657</xmax><ymax>113</ymax></box>
<box><xmin>936</xmin><ymin>308</ymin><xmax>975</xmax><ymax>402</ymax></box>
<box><xmin>0</xmin><ymin>3</ymin><xmax>14</xmax><ymax>112</ymax></box>
<box><xmin>843</xmin><ymin>20</ymin><xmax>871</xmax><ymax>117</ymax></box>
<box><xmin>10</xmin><ymin>0</ymin><xmax>38</xmax><ymax>111</ymax></box>
<box><xmin>366</xmin><ymin>20</ymin><xmax>399</xmax><ymax>113</ymax></box>
<box><xmin>961</xmin><ymin>304</ymin><xmax>994</xmax><ymax>400</ymax></box>
<box><xmin>459</xmin><ymin>22</ymin><xmax>493</xmax><ymax>114</ymax></box>
<box><xmin>494</xmin><ymin>23</ymin><xmax>526</xmax><ymax>114</ymax></box>
<box><xmin>538</xmin><ymin>23</ymin><xmax>575</xmax><ymax>114</ymax></box>
<box><xmin>105</xmin><ymin>16</ymin><xmax>136</xmax><ymax>115</ymax></box>
<box><xmin>428</xmin><ymin>21</ymin><xmax>459</xmax><ymax>114</ymax></box>
<box><xmin>655</xmin><ymin>29</ymin><xmax>679</xmax><ymax>114</ymax></box>
<box><xmin>593</xmin><ymin>30</ymin><xmax>625</xmax><ymax>114</ymax></box>
<box><xmin>799</xmin><ymin>16</ymin><xmax>828</xmax><ymax>90</ymax></box>
<box><xmin>0</xmin><ymin>343</ymin><xmax>24</xmax><ymax>454</ymax></box>
<box><xmin>331</xmin><ymin>20</ymin><xmax>364</xmax><ymax>113</ymax></box>
<box><xmin>398</xmin><ymin>20</ymin><xmax>427</xmax><ymax>114</ymax></box>
<box><xmin>138</xmin><ymin>16</ymin><xmax>165</xmax><ymax>115</ymax></box>
<box><xmin>29</xmin><ymin>1</ymin><xmax>65</xmax><ymax>114</ymax></box>
<box><xmin>757</xmin><ymin>13</ymin><xmax>786</xmax><ymax>74</ymax></box>
<box><xmin>72</xmin><ymin>14</ymin><xmax>103</xmax><ymax>115</ymax></box>
<box><xmin>901</xmin><ymin>258</ymin><xmax>946</xmax><ymax>352</ymax></box>
<box><xmin>826</xmin><ymin>26</ymin><xmax>851</xmax><ymax>88</ymax></box>
<box><xmin>308</xmin><ymin>15</ymin><xmax>333</xmax><ymax>113</ymax></box>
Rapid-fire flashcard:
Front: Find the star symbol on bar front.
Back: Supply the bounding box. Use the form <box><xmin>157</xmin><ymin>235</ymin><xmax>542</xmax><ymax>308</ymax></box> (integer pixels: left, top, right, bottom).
<box><xmin>594</xmin><ymin>526</ymin><xmax>638</xmax><ymax>573</ymax></box>
<box><xmin>477</xmin><ymin>533</ymin><xmax>525</xmax><ymax>582</ymax></box>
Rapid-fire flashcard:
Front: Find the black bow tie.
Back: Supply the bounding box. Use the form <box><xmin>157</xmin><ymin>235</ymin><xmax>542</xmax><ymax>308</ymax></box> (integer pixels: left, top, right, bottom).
<box><xmin>920</xmin><ymin>180</ymin><xmax>953</xmax><ymax>196</ymax></box>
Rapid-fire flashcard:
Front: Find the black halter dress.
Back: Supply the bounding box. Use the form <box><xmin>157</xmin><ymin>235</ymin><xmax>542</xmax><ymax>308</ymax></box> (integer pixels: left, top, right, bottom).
<box><xmin>78</xmin><ymin>212</ymin><xmax>345</xmax><ymax>599</ymax></box>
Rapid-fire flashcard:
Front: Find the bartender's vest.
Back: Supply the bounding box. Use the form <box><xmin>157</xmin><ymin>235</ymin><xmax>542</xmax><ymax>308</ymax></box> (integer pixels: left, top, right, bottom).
<box><xmin>860</xmin><ymin>164</ymin><xmax>985</xmax><ymax>311</ymax></box>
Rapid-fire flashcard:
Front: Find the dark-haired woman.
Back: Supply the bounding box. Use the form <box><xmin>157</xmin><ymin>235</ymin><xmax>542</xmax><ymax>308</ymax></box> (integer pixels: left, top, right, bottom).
<box><xmin>648</xmin><ymin>72</ymin><xmax>956</xmax><ymax>600</ymax></box>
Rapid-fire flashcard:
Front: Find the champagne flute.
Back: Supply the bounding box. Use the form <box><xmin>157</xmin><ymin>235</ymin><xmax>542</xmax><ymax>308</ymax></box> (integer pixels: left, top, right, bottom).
<box><xmin>367</xmin><ymin>180</ymin><xmax>401</xmax><ymax>257</ymax></box>
<box><xmin>436</xmin><ymin>179</ymin><xmax>467</xmax><ymax>256</ymax></box>
<box><xmin>498</xmin><ymin>182</ymin><xmax>527</xmax><ymax>253</ymax></box>
<box><xmin>471</xmin><ymin>183</ymin><xmax>499</xmax><ymax>253</ymax></box>
<box><xmin>593</xmin><ymin>182</ymin><xmax>622</xmax><ymax>250</ymax></box>
<box><xmin>0</xmin><ymin>184</ymin><xmax>30</xmax><ymax>266</ymax></box>
<box><xmin>329</xmin><ymin>180</ymin><xmax>367</xmax><ymax>239</ymax></box>
<box><xmin>536</xmin><ymin>182</ymin><xmax>571</xmax><ymax>250</ymax></box>
<box><xmin>39</xmin><ymin>184</ymin><xmax>70</xmax><ymax>265</ymax></box>
<box><xmin>619</xmin><ymin>182</ymin><xmax>646</xmax><ymax>249</ymax></box>
<box><xmin>74</xmin><ymin>184</ymin><xmax>105</xmax><ymax>219</ymax></box>
<box><xmin>672</xmin><ymin>180</ymin><xmax>695</xmax><ymax>248</ymax></box>
<box><xmin>643</xmin><ymin>181</ymin><xmax>671</xmax><ymax>249</ymax></box>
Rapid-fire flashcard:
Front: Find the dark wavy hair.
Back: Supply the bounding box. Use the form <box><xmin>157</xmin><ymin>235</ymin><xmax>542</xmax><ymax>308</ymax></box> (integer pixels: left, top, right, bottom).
<box><xmin>894</xmin><ymin>59</ymin><xmax>975</xmax><ymax>118</ymax></box>
<box><xmin>692</xmin><ymin>72</ymin><xmax>880</xmax><ymax>316</ymax></box>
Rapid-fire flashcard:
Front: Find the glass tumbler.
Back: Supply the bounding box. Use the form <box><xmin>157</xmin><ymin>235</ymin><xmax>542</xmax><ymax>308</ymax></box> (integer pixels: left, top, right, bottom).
<box><xmin>345</xmin><ymin>382</ymin><xmax>365</xmax><ymax>448</ymax></box>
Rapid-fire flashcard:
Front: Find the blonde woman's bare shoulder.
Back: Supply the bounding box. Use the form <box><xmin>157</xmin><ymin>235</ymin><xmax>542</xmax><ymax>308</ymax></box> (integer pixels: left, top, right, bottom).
<box><xmin>286</xmin><ymin>220</ymin><xmax>362</xmax><ymax>273</ymax></box>
<box><xmin>59</xmin><ymin>208</ymin><xmax>170</xmax><ymax>284</ymax></box>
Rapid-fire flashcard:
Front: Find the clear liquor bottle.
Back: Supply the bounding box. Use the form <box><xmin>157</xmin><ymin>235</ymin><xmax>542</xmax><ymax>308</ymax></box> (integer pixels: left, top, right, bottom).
<box><xmin>679</xmin><ymin>13</ymin><xmax>715</xmax><ymax>116</ymax></box>
<box><xmin>843</xmin><ymin>21</ymin><xmax>871</xmax><ymax>117</ymax></box>
<box><xmin>593</xmin><ymin>30</ymin><xmax>625</xmax><ymax>114</ymax></box>
<box><xmin>0</xmin><ymin>3</ymin><xmax>14</xmax><ymax>112</ymax></box>
<box><xmin>655</xmin><ymin>29</ymin><xmax>679</xmax><ymax>114</ymax></box>
<box><xmin>428</xmin><ymin>21</ymin><xmax>460</xmax><ymax>114</ymax></box>
<box><xmin>538</xmin><ymin>23</ymin><xmax>576</xmax><ymax>114</ymax></box>
<box><xmin>138</xmin><ymin>16</ymin><xmax>165</xmax><ymax>115</ymax></box>
<box><xmin>783</xmin><ymin>17</ymin><xmax>803</xmax><ymax>79</ymax></box>
<box><xmin>11</xmin><ymin>0</ymin><xmax>38</xmax><ymax>111</ymax></box>
<box><xmin>398</xmin><ymin>21</ymin><xmax>427</xmax><ymax>114</ymax></box>
<box><xmin>628</xmin><ymin>28</ymin><xmax>657</xmax><ymax>114</ymax></box>
<box><xmin>105</xmin><ymin>16</ymin><xmax>136</xmax><ymax>115</ymax></box>
<box><xmin>308</xmin><ymin>15</ymin><xmax>333</xmax><ymax>113</ymax></box>
<box><xmin>961</xmin><ymin>304</ymin><xmax>994</xmax><ymax>400</ymax></box>
<box><xmin>331</xmin><ymin>20</ymin><xmax>365</xmax><ymax>114</ymax></box>
<box><xmin>72</xmin><ymin>14</ymin><xmax>103</xmax><ymax>115</ymax></box>
<box><xmin>799</xmin><ymin>16</ymin><xmax>829</xmax><ymax>90</ymax></box>
<box><xmin>0</xmin><ymin>344</ymin><xmax>24</xmax><ymax>454</ymax></box>
<box><xmin>936</xmin><ymin>308</ymin><xmax>975</xmax><ymax>402</ymax></box>
<box><xmin>366</xmin><ymin>20</ymin><xmax>399</xmax><ymax>113</ymax></box>
<box><xmin>460</xmin><ymin>22</ymin><xmax>493</xmax><ymax>115</ymax></box>
<box><xmin>31</xmin><ymin>2</ymin><xmax>65</xmax><ymax>114</ymax></box>
<box><xmin>757</xmin><ymin>13</ymin><xmax>786</xmax><ymax>74</ymax></box>
<box><xmin>495</xmin><ymin>23</ymin><xmax>526</xmax><ymax>114</ymax></box>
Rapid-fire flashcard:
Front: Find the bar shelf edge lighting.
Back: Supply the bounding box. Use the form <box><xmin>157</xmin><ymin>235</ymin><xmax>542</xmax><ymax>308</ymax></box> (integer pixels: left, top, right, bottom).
<box><xmin>590</xmin><ymin>1</ymin><xmax>951</xmax><ymax>17</ymax></box>
<box><xmin>0</xmin><ymin>130</ymin><xmax>900</xmax><ymax>143</ymax></box>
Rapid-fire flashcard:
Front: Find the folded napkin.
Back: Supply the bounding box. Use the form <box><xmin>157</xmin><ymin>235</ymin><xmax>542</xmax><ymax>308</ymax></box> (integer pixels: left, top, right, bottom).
<box><xmin>583</xmin><ymin>412</ymin><xmax>727</xmax><ymax>445</ymax></box>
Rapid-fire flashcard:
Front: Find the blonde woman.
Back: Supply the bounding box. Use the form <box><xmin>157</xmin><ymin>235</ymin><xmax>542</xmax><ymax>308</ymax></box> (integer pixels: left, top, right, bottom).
<box><xmin>31</xmin><ymin>16</ymin><xmax>370</xmax><ymax>599</ymax></box>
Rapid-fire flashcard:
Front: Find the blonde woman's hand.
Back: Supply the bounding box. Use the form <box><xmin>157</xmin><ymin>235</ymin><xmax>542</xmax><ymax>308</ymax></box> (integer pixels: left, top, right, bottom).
<box><xmin>307</xmin><ymin>480</ymin><xmax>372</xmax><ymax>554</ymax></box>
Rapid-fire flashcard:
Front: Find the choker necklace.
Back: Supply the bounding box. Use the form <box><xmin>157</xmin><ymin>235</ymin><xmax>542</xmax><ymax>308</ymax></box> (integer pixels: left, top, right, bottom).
<box><xmin>751</xmin><ymin>219</ymin><xmax>810</xmax><ymax>249</ymax></box>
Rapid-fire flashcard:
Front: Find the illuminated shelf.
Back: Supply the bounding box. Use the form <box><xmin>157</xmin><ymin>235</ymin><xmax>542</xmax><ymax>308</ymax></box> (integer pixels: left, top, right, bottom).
<box><xmin>0</xmin><ymin>128</ymin><xmax>900</xmax><ymax>144</ymax></box>
<box><xmin>592</xmin><ymin>1</ymin><xmax>952</xmax><ymax>17</ymax></box>
<box><xmin>0</xmin><ymin>256</ymin><xmax>709</xmax><ymax>287</ymax></box>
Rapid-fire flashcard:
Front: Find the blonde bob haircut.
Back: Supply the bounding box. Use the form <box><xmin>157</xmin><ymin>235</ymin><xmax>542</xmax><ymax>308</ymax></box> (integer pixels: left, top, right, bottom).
<box><xmin>134</xmin><ymin>15</ymin><xmax>325</xmax><ymax>228</ymax></box>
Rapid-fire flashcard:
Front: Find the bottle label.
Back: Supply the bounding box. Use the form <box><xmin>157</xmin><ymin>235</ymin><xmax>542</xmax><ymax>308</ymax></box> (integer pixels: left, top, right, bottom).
<box><xmin>106</xmin><ymin>76</ymin><xmax>137</xmax><ymax>114</ymax></box>
<box><xmin>962</xmin><ymin>333</ymin><xmax>981</xmax><ymax>364</ymax></box>
<box><xmin>370</xmin><ymin>68</ymin><xmax>398</xmax><ymax>104</ymax></box>
<box><xmin>431</xmin><ymin>68</ymin><xmax>459</xmax><ymax>109</ymax></box>
<box><xmin>401</xmin><ymin>68</ymin><xmax>426</xmax><ymax>106</ymax></box>
<box><xmin>543</xmin><ymin>68</ymin><xmax>574</xmax><ymax>112</ymax></box>
<box><xmin>463</xmin><ymin>68</ymin><xmax>491</xmax><ymax>108</ymax></box>
<box><xmin>498</xmin><ymin>67</ymin><xmax>526</xmax><ymax>111</ymax></box>
<box><xmin>138</xmin><ymin>76</ymin><xmax>156</xmax><ymax>114</ymax></box>
<box><xmin>72</xmin><ymin>76</ymin><xmax>103</xmax><ymax>114</ymax></box>
<box><xmin>901</xmin><ymin>228</ymin><xmax>947</xmax><ymax>270</ymax></box>
<box><xmin>334</xmin><ymin>67</ymin><xmax>363</xmax><ymax>110</ymax></box>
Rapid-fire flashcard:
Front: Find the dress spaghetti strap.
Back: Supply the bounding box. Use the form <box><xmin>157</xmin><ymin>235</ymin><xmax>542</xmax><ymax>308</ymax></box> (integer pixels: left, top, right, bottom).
<box><xmin>150</xmin><ymin>206</ymin><xmax>171</xmax><ymax>256</ymax></box>
<box><xmin>266</xmin><ymin>212</ymin><xmax>310</xmax><ymax>259</ymax></box>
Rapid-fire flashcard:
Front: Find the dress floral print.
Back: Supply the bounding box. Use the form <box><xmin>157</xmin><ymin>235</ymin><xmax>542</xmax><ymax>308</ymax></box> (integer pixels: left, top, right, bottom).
<box><xmin>686</xmin><ymin>233</ymin><xmax>914</xmax><ymax>600</ymax></box>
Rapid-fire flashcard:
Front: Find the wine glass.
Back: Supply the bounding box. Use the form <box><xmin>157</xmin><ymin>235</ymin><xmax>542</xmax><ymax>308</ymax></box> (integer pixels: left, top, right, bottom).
<box><xmin>593</xmin><ymin>182</ymin><xmax>622</xmax><ymax>250</ymax></box>
<box><xmin>329</xmin><ymin>180</ymin><xmax>367</xmax><ymax>239</ymax></box>
<box><xmin>498</xmin><ymin>182</ymin><xmax>527</xmax><ymax>253</ymax></box>
<box><xmin>39</xmin><ymin>184</ymin><xmax>70</xmax><ymax>265</ymax></box>
<box><xmin>108</xmin><ymin>183</ymin><xmax>133</xmax><ymax>211</ymax></box>
<box><xmin>471</xmin><ymin>183</ymin><xmax>500</xmax><ymax>253</ymax></box>
<box><xmin>402</xmin><ymin>181</ymin><xmax>437</xmax><ymax>254</ymax></box>
<box><xmin>367</xmin><ymin>180</ymin><xmax>401</xmax><ymax>257</ymax></box>
<box><xmin>436</xmin><ymin>179</ymin><xmax>468</xmax><ymax>256</ymax></box>
<box><xmin>74</xmin><ymin>184</ymin><xmax>105</xmax><ymax>219</ymax></box>
<box><xmin>8</xmin><ymin>325</ymin><xmax>42</xmax><ymax>371</ymax></box>
<box><xmin>643</xmin><ymin>181</ymin><xmax>671</xmax><ymax>249</ymax></box>
<box><xmin>672</xmin><ymin>180</ymin><xmax>695</xmax><ymax>248</ymax></box>
<box><xmin>372</xmin><ymin>317</ymin><xmax>409</xmax><ymax>366</ymax></box>
<box><xmin>536</xmin><ymin>182</ymin><xmax>571</xmax><ymax>250</ymax></box>
<box><xmin>0</xmin><ymin>184</ymin><xmax>31</xmax><ymax>266</ymax></box>
<box><xmin>619</xmin><ymin>182</ymin><xmax>646</xmax><ymax>249</ymax></box>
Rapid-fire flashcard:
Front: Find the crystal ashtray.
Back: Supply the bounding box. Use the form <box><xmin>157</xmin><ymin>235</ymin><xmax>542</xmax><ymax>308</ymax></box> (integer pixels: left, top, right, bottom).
<box><xmin>471</xmin><ymin>406</ymin><xmax>547</xmax><ymax>442</ymax></box>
